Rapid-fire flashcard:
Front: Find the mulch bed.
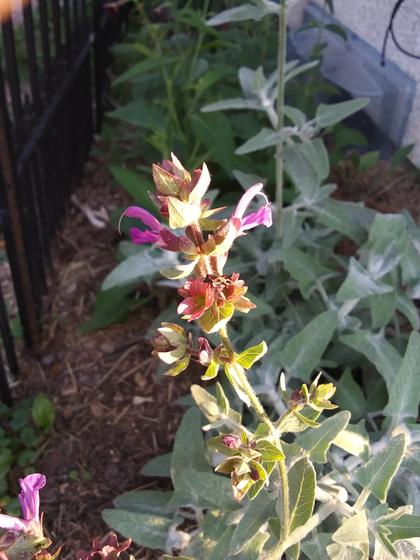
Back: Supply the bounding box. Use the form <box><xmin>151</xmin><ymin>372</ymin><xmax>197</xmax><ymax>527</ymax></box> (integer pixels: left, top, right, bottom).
<box><xmin>10</xmin><ymin>152</ymin><xmax>193</xmax><ymax>559</ymax></box>
<box><xmin>332</xmin><ymin>159</ymin><xmax>420</xmax><ymax>221</ymax></box>
<box><xmin>3</xmin><ymin>148</ymin><xmax>418</xmax><ymax>560</ymax></box>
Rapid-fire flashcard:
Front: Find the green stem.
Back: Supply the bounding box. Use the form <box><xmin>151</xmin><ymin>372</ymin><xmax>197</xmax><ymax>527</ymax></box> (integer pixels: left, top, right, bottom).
<box><xmin>218</xmin><ymin>325</ymin><xmax>290</xmax><ymax>546</ymax></box>
<box><xmin>189</xmin><ymin>0</ymin><xmax>210</xmax><ymax>84</ymax></box>
<box><xmin>275</xmin><ymin>0</ymin><xmax>288</xmax><ymax>240</ymax></box>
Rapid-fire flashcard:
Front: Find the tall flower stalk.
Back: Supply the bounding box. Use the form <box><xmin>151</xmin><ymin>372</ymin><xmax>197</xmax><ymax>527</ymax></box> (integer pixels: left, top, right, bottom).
<box><xmin>121</xmin><ymin>154</ymin><xmax>338</xmax><ymax>553</ymax></box>
<box><xmin>275</xmin><ymin>0</ymin><xmax>288</xmax><ymax>240</ymax></box>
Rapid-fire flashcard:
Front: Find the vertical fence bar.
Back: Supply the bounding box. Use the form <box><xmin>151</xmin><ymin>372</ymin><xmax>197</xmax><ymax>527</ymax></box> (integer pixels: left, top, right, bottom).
<box><xmin>1</xmin><ymin>1</ymin><xmax>24</xmax><ymax>144</ymax></box>
<box><xmin>72</xmin><ymin>0</ymin><xmax>81</xmax><ymax>45</ymax></box>
<box><xmin>63</xmin><ymin>0</ymin><xmax>72</xmax><ymax>61</ymax></box>
<box><xmin>22</xmin><ymin>1</ymin><xmax>41</xmax><ymax>109</ymax></box>
<box><xmin>0</xmin><ymin>281</ymin><xmax>17</xmax><ymax>376</ymax></box>
<box><xmin>51</xmin><ymin>0</ymin><xmax>62</xmax><ymax>58</ymax></box>
<box><xmin>0</xmin><ymin>352</ymin><xmax>12</xmax><ymax>406</ymax></box>
<box><xmin>0</xmin><ymin>67</ymin><xmax>38</xmax><ymax>346</ymax></box>
<box><xmin>38</xmin><ymin>0</ymin><xmax>52</xmax><ymax>93</ymax></box>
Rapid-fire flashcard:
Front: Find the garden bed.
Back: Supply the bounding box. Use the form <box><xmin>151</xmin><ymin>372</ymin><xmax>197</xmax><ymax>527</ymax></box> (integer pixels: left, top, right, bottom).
<box><xmin>12</xmin><ymin>152</ymin><xmax>192</xmax><ymax>559</ymax></box>
<box><xmin>5</xmin><ymin>145</ymin><xmax>417</xmax><ymax>559</ymax></box>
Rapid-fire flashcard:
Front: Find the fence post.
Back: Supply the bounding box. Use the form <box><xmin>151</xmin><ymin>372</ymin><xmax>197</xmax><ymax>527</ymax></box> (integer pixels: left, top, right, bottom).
<box><xmin>0</xmin><ymin>66</ymin><xmax>38</xmax><ymax>346</ymax></box>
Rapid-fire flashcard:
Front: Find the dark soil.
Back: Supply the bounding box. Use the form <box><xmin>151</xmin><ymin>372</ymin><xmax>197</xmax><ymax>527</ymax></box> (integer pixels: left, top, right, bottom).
<box><xmin>10</xmin><ymin>152</ymin><xmax>193</xmax><ymax>559</ymax></box>
<box><xmin>332</xmin><ymin>159</ymin><xmax>420</xmax><ymax>221</ymax></box>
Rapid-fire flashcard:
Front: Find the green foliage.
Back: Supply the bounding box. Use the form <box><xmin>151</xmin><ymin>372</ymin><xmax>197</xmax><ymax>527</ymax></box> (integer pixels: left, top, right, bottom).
<box><xmin>101</xmin><ymin>1</ymin><xmax>420</xmax><ymax>558</ymax></box>
<box><xmin>0</xmin><ymin>395</ymin><xmax>54</xmax><ymax>511</ymax></box>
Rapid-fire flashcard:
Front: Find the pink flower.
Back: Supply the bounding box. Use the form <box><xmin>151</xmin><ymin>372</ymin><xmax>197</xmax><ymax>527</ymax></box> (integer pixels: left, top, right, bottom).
<box><xmin>123</xmin><ymin>206</ymin><xmax>163</xmax><ymax>245</ymax></box>
<box><xmin>0</xmin><ymin>473</ymin><xmax>46</xmax><ymax>534</ymax></box>
<box><xmin>232</xmin><ymin>183</ymin><xmax>272</xmax><ymax>232</ymax></box>
<box><xmin>122</xmin><ymin>206</ymin><xmax>195</xmax><ymax>253</ymax></box>
<box><xmin>178</xmin><ymin>279</ymin><xmax>215</xmax><ymax>321</ymax></box>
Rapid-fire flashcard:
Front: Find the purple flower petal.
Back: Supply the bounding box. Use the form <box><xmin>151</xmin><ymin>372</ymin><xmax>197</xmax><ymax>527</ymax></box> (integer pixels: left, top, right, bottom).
<box><xmin>241</xmin><ymin>205</ymin><xmax>272</xmax><ymax>231</ymax></box>
<box><xmin>124</xmin><ymin>206</ymin><xmax>162</xmax><ymax>233</ymax></box>
<box><xmin>0</xmin><ymin>514</ymin><xmax>27</xmax><ymax>532</ymax></box>
<box><xmin>129</xmin><ymin>227</ymin><xmax>160</xmax><ymax>245</ymax></box>
<box><xmin>232</xmin><ymin>183</ymin><xmax>263</xmax><ymax>220</ymax></box>
<box><xmin>18</xmin><ymin>473</ymin><xmax>46</xmax><ymax>523</ymax></box>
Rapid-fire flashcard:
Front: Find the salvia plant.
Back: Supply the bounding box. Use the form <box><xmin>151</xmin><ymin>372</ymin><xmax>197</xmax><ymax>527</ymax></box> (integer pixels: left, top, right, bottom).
<box><xmin>101</xmin><ymin>155</ymin><xmax>420</xmax><ymax>559</ymax></box>
<box><xmin>95</xmin><ymin>1</ymin><xmax>420</xmax><ymax>557</ymax></box>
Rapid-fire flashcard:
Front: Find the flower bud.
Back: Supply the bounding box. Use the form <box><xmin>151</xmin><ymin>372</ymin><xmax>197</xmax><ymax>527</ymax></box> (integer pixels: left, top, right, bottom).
<box><xmin>222</xmin><ymin>435</ymin><xmax>241</xmax><ymax>449</ymax></box>
<box><xmin>76</xmin><ymin>532</ymin><xmax>131</xmax><ymax>560</ymax></box>
<box><xmin>197</xmin><ymin>337</ymin><xmax>213</xmax><ymax>366</ymax></box>
<box><xmin>151</xmin><ymin>323</ymin><xmax>191</xmax><ymax>376</ymax></box>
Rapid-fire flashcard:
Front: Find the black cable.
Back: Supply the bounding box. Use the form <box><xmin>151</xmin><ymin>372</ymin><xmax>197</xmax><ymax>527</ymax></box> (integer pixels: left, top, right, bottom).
<box><xmin>381</xmin><ymin>0</ymin><xmax>420</xmax><ymax>66</ymax></box>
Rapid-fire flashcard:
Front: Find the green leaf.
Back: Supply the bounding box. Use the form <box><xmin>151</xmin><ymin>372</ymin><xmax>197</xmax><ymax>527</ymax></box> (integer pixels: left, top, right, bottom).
<box><xmin>336</xmin><ymin>258</ymin><xmax>394</xmax><ymax>302</ymax></box>
<box><xmin>366</xmin><ymin>214</ymin><xmax>409</xmax><ymax>279</ymax></box>
<box><xmin>284</xmin><ymin>139</ymin><xmax>329</xmax><ymax>198</ymax></box>
<box><xmin>80</xmin><ymin>286</ymin><xmax>135</xmax><ymax>333</ymax></box>
<box><xmin>339</xmin><ymin>331</ymin><xmax>401</xmax><ymax>392</ymax></box>
<box><xmin>335</xmin><ymin>369</ymin><xmax>366</xmax><ymax>421</ymax></box>
<box><xmin>102</xmin><ymin>509</ymin><xmax>175</xmax><ymax>549</ymax></box>
<box><xmin>208</xmin><ymin>526</ymin><xmax>235</xmax><ymax>560</ymax></box>
<box><xmin>288</xmin><ymin>458</ymin><xmax>316</xmax><ymax>533</ymax></box>
<box><xmin>110</xmin><ymin>166</ymin><xmax>158</xmax><ymax>214</ymax></box>
<box><xmin>102</xmin><ymin>248</ymin><xmax>178</xmax><ymax>290</ymax></box>
<box><xmin>358</xmin><ymin>150</ymin><xmax>380</xmax><ymax>171</ymax></box>
<box><xmin>279</xmin><ymin>247</ymin><xmax>335</xmax><ymax>299</ymax></box>
<box><xmin>285</xmin><ymin>60</ymin><xmax>319</xmax><ymax>83</ymax></box>
<box><xmin>199</xmin><ymin>302</ymin><xmax>235</xmax><ymax>334</ymax></box>
<box><xmin>395</xmin><ymin>291</ymin><xmax>419</xmax><ymax>330</ymax></box>
<box><xmin>279</xmin><ymin>311</ymin><xmax>338</xmax><ymax>381</ymax></box>
<box><xmin>333</xmin><ymin>510</ymin><xmax>369</xmax><ymax>545</ymax></box>
<box><xmin>327</xmin><ymin>544</ymin><xmax>365</xmax><ymax>560</ymax></box>
<box><xmin>314</xmin><ymin>200</ymin><xmax>370</xmax><ymax>244</ymax></box>
<box><xmin>236</xmin><ymin>128</ymin><xmax>286</xmax><ymax>155</ymax></box>
<box><xmin>191</xmin><ymin>113</ymin><xmax>236</xmax><ymax>175</ymax></box>
<box><xmin>368</xmin><ymin>291</ymin><xmax>396</xmax><ymax>329</ymax></box>
<box><xmin>256</xmin><ymin>439</ymin><xmax>285</xmax><ymax>462</ymax></box>
<box><xmin>109</xmin><ymin>99</ymin><xmax>165</xmax><ymax>130</ymax></box>
<box><xmin>332</xmin><ymin>421</ymin><xmax>370</xmax><ymax>458</ymax></box>
<box><xmin>355</xmin><ymin>433</ymin><xmax>407</xmax><ymax>502</ymax></box>
<box><xmin>172</xmin><ymin>469</ymin><xmax>236</xmax><ymax>509</ymax></box>
<box><xmin>141</xmin><ymin>453</ymin><xmax>171</xmax><ymax>478</ymax></box>
<box><xmin>241</xmin><ymin>531</ymin><xmax>270</xmax><ymax>560</ymax></box>
<box><xmin>170</xmin><ymin>408</ymin><xmax>211</xmax><ymax>505</ymax></box>
<box><xmin>114</xmin><ymin>490</ymin><xmax>173</xmax><ymax>516</ymax></box>
<box><xmin>380</xmin><ymin>513</ymin><xmax>420</xmax><ymax>542</ymax></box>
<box><xmin>389</xmin><ymin>144</ymin><xmax>414</xmax><ymax>168</ymax></box>
<box><xmin>237</xmin><ymin>341</ymin><xmax>267</xmax><ymax>369</ymax></box>
<box><xmin>224</xmin><ymin>362</ymin><xmax>251</xmax><ymax>407</ymax></box>
<box><xmin>171</xmin><ymin>408</ymin><xmax>209</xmax><ymax>478</ymax></box>
<box><xmin>207</xmin><ymin>4</ymin><xmax>274</xmax><ymax>26</ymax></box>
<box><xmin>296</xmin><ymin>411</ymin><xmax>351</xmax><ymax>463</ymax></box>
<box><xmin>302</xmin><ymin>534</ymin><xmax>332</xmax><ymax>560</ymax></box>
<box><xmin>32</xmin><ymin>394</ymin><xmax>55</xmax><ymax>431</ymax></box>
<box><xmin>384</xmin><ymin>331</ymin><xmax>420</xmax><ymax>420</ymax></box>
<box><xmin>230</xmin><ymin>491</ymin><xmax>275</xmax><ymax>554</ymax></box>
<box><xmin>316</xmin><ymin>98</ymin><xmax>369</xmax><ymax>128</ymax></box>
<box><xmin>202</xmin><ymin>97</ymin><xmax>259</xmax><ymax>112</ymax></box>
<box><xmin>113</xmin><ymin>56</ymin><xmax>177</xmax><ymax>85</ymax></box>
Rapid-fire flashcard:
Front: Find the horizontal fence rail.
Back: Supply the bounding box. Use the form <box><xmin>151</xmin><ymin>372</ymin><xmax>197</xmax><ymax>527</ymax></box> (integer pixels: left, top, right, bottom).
<box><xmin>0</xmin><ymin>0</ymin><xmax>129</xmax><ymax>402</ymax></box>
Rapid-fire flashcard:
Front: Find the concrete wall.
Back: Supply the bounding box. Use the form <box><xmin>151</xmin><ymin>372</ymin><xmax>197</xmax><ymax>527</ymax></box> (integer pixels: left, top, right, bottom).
<box><xmin>293</xmin><ymin>0</ymin><xmax>420</xmax><ymax>164</ymax></box>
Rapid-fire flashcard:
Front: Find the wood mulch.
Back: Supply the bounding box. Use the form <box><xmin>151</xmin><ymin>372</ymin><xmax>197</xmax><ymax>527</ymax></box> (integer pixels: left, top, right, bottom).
<box><xmin>9</xmin><ymin>151</ymin><xmax>194</xmax><ymax>559</ymax></box>
<box><xmin>331</xmin><ymin>158</ymin><xmax>420</xmax><ymax>221</ymax></box>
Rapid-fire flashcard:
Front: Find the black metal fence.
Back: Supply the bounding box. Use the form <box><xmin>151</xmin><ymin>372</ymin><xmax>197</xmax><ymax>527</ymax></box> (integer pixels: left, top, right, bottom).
<box><xmin>0</xmin><ymin>0</ymin><xmax>128</xmax><ymax>403</ymax></box>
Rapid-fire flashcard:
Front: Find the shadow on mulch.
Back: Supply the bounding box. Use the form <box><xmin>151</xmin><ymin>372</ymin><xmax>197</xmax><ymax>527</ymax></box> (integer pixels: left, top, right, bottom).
<box><xmin>12</xmin><ymin>154</ymin><xmax>193</xmax><ymax>559</ymax></box>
